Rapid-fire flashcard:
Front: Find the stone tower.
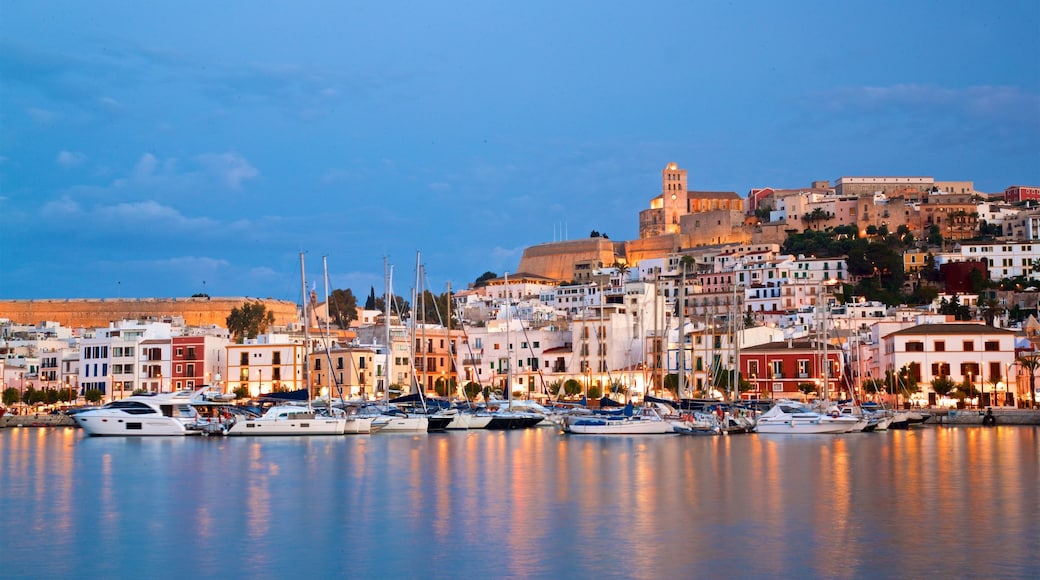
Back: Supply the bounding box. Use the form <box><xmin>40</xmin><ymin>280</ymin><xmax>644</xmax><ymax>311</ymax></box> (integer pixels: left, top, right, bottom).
<box><xmin>662</xmin><ymin>162</ymin><xmax>687</xmax><ymax>235</ymax></box>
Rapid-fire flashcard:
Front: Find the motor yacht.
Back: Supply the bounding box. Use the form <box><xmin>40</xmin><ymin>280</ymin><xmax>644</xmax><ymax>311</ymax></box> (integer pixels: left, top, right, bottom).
<box><xmin>72</xmin><ymin>390</ymin><xmax>199</xmax><ymax>436</ymax></box>
<box><xmin>754</xmin><ymin>400</ymin><xmax>866</xmax><ymax>434</ymax></box>
<box><xmin>223</xmin><ymin>404</ymin><xmax>347</xmax><ymax>436</ymax></box>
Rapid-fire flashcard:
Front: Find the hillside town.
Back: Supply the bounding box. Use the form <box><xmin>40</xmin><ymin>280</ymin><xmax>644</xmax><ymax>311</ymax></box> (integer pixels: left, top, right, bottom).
<box><xmin>3</xmin><ymin>163</ymin><xmax>1040</xmax><ymax>413</ymax></box>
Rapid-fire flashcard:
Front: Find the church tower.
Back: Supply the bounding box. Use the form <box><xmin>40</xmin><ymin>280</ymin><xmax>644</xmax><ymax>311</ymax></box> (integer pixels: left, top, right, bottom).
<box><xmin>662</xmin><ymin>162</ymin><xmax>687</xmax><ymax>235</ymax></box>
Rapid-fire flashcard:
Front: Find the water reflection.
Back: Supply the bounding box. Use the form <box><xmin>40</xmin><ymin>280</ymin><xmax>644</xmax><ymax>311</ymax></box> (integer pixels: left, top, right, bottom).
<box><xmin>1</xmin><ymin>427</ymin><xmax>1037</xmax><ymax>578</ymax></box>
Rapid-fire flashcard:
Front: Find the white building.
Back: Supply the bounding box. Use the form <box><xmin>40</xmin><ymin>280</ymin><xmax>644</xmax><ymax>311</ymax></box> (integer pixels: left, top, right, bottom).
<box><xmin>880</xmin><ymin>323</ymin><xmax>1017</xmax><ymax>405</ymax></box>
<box><xmin>935</xmin><ymin>242</ymin><xmax>1039</xmax><ymax>281</ymax></box>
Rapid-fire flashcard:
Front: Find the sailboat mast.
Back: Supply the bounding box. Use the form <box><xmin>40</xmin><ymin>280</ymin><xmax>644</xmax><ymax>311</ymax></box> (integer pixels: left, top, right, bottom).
<box><xmin>384</xmin><ymin>258</ymin><xmax>392</xmax><ymax>406</ymax></box>
<box><xmin>446</xmin><ymin>281</ymin><xmax>452</xmax><ymax>399</ymax></box>
<box><xmin>678</xmin><ymin>263</ymin><xmax>686</xmax><ymax>399</ymax></box>
<box><xmin>300</xmin><ymin>252</ymin><xmax>311</xmax><ymax>411</ymax></box>
<box><xmin>322</xmin><ymin>255</ymin><xmax>339</xmax><ymax>404</ymax></box>
<box><xmin>505</xmin><ymin>271</ymin><xmax>512</xmax><ymax>406</ymax></box>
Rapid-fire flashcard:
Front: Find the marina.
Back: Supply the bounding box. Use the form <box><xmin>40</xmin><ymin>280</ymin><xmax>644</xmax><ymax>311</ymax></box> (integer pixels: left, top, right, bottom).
<box><xmin>1</xmin><ymin>424</ymin><xmax>1037</xmax><ymax>579</ymax></box>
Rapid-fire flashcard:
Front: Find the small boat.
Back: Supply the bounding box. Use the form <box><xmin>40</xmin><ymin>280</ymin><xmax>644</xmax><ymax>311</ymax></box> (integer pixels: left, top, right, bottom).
<box><xmin>223</xmin><ymin>404</ymin><xmax>347</xmax><ymax>436</ymax></box>
<box><xmin>563</xmin><ymin>404</ymin><xmax>675</xmax><ymax>435</ymax></box>
<box><xmin>72</xmin><ymin>390</ymin><xmax>199</xmax><ymax>436</ymax></box>
<box><xmin>754</xmin><ymin>400</ymin><xmax>865</xmax><ymax>434</ymax></box>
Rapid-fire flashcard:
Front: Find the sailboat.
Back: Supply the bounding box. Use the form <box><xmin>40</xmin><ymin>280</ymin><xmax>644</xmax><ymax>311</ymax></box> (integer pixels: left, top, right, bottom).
<box><xmin>317</xmin><ymin>256</ymin><xmax>377</xmax><ymax>434</ymax></box>
<box><xmin>226</xmin><ymin>253</ymin><xmax>347</xmax><ymax>436</ymax></box>
<box><xmin>484</xmin><ymin>272</ymin><xmax>543</xmax><ymax>430</ymax></box>
<box><xmin>371</xmin><ymin>257</ymin><xmax>430</xmax><ymax>433</ymax></box>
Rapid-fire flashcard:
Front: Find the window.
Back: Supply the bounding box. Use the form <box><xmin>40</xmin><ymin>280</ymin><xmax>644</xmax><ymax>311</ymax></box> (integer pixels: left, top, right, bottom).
<box><xmin>273</xmin><ymin>352</ymin><xmax>281</xmax><ymax>365</ymax></box>
<box><xmin>984</xmin><ymin>341</ymin><xmax>999</xmax><ymax>351</ymax></box>
<box><xmin>963</xmin><ymin>341</ymin><xmax>974</xmax><ymax>351</ymax></box>
<box><xmin>906</xmin><ymin>341</ymin><xmax>925</xmax><ymax>352</ymax></box>
<box><xmin>935</xmin><ymin>341</ymin><xmax>945</xmax><ymax>352</ymax></box>
<box><xmin>240</xmin><ymin>352</ymin><xmax>249</xmax><ymax>365</ymax></box>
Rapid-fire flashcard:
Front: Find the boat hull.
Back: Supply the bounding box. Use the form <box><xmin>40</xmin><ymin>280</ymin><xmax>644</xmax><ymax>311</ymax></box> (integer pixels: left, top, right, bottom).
<box><xmin>373</xmin><ymin>415</ymin><xmax>429</xmax><ymax>432</ymax></box>
<box><xmin>564</xmin><ymin>419</ymin><xmax>675</xmax><ymax>435</ymax></box>
<box><xmin>74</xmin><ymin>413</ymin><xmax>187</xmax><ymax>436</ymax></box>
<box><xmin>224</xmin><ymin>418</ymin><xmax>346</xmax><ymax>436</ymax></box>
<box><xmin>755</xmin><ymin>418</ymin><xmax>852</xmax><ymax>434</ymax></box>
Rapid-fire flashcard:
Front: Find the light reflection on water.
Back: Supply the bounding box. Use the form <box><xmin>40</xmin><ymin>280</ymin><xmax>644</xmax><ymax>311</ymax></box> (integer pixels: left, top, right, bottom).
<box><xmin>1</xmin><ymin>426</ymin><xmax>1037</xmax><ymax>579</ymax></box>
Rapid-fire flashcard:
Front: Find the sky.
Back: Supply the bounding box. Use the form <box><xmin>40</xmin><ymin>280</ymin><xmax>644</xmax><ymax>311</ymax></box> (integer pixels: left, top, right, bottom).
<box><xmin>1</xmin><ymin>1</ymin><xmax>1038</xmax><ymax>303</ymax></box>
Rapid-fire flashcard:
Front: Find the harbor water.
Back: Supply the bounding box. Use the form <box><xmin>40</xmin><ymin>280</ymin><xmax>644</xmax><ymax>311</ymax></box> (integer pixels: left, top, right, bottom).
<box><xmin>1</xmin><ymin>426</ymin><xmax>1037</xmax><ymax>579</ymax></box>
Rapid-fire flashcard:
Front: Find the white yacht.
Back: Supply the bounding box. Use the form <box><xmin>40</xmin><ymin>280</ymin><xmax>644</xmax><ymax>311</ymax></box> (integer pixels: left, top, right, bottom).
<box><xmin>754</xmin><ymin>400</ymin><xmax>866</xmax><ymax>434</ymax></box>
<box><xmin>73</xmin><ymin>390</ymin><xmax>199</xmax><ymax>436</ymax></box>
<box><xmin>562</xmin><ymin>405</ymin><xmax>676</xmax><ymax>435</ymax></box>
<box><xmin>224</xmin><ymin>404</ymin><xmax>347</xmax><ymax>436</ymax></box>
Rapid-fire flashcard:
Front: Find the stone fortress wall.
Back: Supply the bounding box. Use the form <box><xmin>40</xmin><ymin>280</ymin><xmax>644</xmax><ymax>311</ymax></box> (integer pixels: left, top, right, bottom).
<box><xmin>0</xmin><ymin>297</ymin><xmax>299</xmax><ymax>329</ymax></box>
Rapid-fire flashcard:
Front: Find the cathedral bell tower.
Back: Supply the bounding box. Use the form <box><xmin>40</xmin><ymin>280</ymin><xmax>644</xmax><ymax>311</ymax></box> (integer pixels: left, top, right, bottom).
<box><xmin>662</xmin><ymin>162</ymin><xmax>687</xmax><ymax>235</ymax></box>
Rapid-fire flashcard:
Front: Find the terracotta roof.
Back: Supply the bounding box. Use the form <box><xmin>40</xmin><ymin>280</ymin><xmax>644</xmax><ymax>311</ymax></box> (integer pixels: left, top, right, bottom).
<box><xmin>882</xmin><ymin>323</ymin><xmax>1016</xmax><ymax>338</ymax></box>
<box><xmin>542</xmin><ymin>346</ymin><xmax>572</xmax><ymax>354</ymax></box>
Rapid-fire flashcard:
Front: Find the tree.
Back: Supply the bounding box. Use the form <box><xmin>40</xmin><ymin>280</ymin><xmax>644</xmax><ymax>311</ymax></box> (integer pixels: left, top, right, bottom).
<box><xmin>662</xmin><ymin>373</ymin><xmax>679</xmax><ymax>396</ymax></box>
<box><xmin>226</xmin><ymin>301</ymin><xmax>275</xmax><ymax>342</ymax></box>
<box><xmin>416</xmin><ymin>290</ymin><xmax>451</xmax><ymax>325</ymax></box>
<box><xmin>801</xmin><ymin>207</ymin><xmax>834</xmax><ymax>230</ymax></box>
<box><xmin>328</xmin><ymin>288</ymin><xmax>359</xmax><ymax>328</ymax></box>
<box><xmin>956</xmin><ymin>376</ymin><xmax>979</xmax><ymax>406</ymax></box>
<box><xmin>233</xmin><ymin>386</ymin><xmax>249</xmax><ymax>399</ymax></box>
<box><xmin>463</xmin><ymin>381</ymin><xmax>483</xmax><ymax>400</ymax></box>
<box><xmin>927</xmin><ymin>224</ymin><xmax>944</xmax><ymax>246</ymax></box>
<box><xmin>797</xmin><ymin>382</ymin><xmax>817</xmax><ymax>398</ymax></box>
<box><xmin>563</xmin><ymin>379</ymin><xmax>582</xmax><ymax>397</ymax></box>
<box><xmin>85</xmin><ymin>389</ymin><xmax>103</xmax><ymax>404</ymax></box>
<box><xmin>364</xmin><ymin>286</ymin><xmax>377</xmax><ymax>310</ymax></box>
<box><xmin>1017</xmin><ymin>354</ymin><xmax>1040</xmax><ymax>408</ymax></box>
<box><xmin>546</xmin><ymin>380</ymin><xmax>563</xmax><ymax>396</ymax></box>
<box><xmin>373</xmin><ymin>293</ymin><xmax>411</xmax><ymax>319</ymax></box>
<box><xmin>931</xmin><ymin>376</ymin><xmax>956</xmax><ymax>400</ymax></box>
<box><xmin>473</xmin><ymin>271</ymin><xmax>497</xmax><ymax>288</ymax></box>
<box><xmin>2</xmin><ymin>387</ymin><xmax>18</xmax><ymax>406</ymax></box>
<box><xmin>434</xmin><ymin>377</ymin><xmax>456</xmax><ymax>397</ymax></box>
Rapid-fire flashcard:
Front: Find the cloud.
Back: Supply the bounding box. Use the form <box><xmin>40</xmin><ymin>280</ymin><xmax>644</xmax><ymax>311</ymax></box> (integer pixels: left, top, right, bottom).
<box><xmin>197</xmin><ymin>152</ymin><xmax>259</xmax><ymax>189</ymax></box>
<box><xmin>41</xmin><ymin>195</ymin><xmax>81</xmax><ymax>216</ymax></box>
<box><xmin>56</xmin><ymin>150</ymin><xmax>86</xmax><ymax>168</ymax></box>
<box><xmin>817</xmin><ymin>84</ymin><xmax>1040</xmax><ymax>126</ymax></box>
<box><xmin>41</xmin><ymin>195</ymin><xmax>218</xmax><ymax>231</ymax></box>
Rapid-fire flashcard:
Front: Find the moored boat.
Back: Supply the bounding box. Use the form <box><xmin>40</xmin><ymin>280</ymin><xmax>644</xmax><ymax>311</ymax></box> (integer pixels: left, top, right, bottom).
<box><xmin>223</xmin><ymin>404</ymin><xmax>347</xmax><ymax>436</ymax></box>
<box><xmin>754</xmin><ymin>400</ymin><xmax>864</xmax><ymax>434</ymax></box>
<box><xmin>563</xmin><ymin>404</ymin><xmax>675</xmax><ymax>435</ymax></box>
<box><xmin>73</xmin><ymin>390</ymin><xmax>199</xmax><ymax>436</ymax></box>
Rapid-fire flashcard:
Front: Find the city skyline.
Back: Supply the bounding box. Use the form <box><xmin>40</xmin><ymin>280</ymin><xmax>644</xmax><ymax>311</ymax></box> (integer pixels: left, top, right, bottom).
<box><xmin>2</xmin><ymin>1</ymin><xmax>1038</xmax><ymax>301</ymax></box>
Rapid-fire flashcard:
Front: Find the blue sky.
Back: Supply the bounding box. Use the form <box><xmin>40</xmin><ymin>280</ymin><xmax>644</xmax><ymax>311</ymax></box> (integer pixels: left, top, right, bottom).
<box><xmin>2</xmin><ymin>1</ymin><xmax>1038</xmax><ymax>302</ymax></box>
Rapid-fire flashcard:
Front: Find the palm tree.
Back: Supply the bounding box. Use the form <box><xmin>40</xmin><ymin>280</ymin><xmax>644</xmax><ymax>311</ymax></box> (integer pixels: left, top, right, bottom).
<box><xmin>1017</xmin><ymin>354</ymin><xmax>1040</xmax><ymax>408</ymax></box>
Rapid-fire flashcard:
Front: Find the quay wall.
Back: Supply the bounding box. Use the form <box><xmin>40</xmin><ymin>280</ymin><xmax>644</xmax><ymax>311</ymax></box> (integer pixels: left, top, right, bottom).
<box><xmin>930</xmin><ymin>408</ymin><xmax>1040</xmax><ymax>426</ymax></box>
<box><xmin>1</xmin><ymin>414</ymin><xmax>76</xmax><ymax>428</ymax></box>
<box><xmin>0</xmin><ymin>297</ymin><xmax>299</xmax><ymax>329</ymax></box>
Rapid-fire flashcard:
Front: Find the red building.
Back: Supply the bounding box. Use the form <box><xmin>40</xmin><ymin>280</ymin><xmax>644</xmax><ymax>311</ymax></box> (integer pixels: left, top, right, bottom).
<box><xmin>740</xmin><ymin>339</ymin><xmax>846</xmax><ymax>400</ymax></box>
<box><xmin>171</xmin><ymin>335</ymin><xmax>229</xmax><ymax>391</ymax></box>
<box><xmin>1003</xmin><ymin>185</ymin><xmax>1040</xmax><ymax>204</ymax></box>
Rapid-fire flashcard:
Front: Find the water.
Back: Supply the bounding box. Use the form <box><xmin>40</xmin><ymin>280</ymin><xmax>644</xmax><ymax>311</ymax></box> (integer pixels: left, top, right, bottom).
<box><xmin>1</xmin><ymin>426</ymin><xmax>1037</xmax><ymax>579</ymax></box>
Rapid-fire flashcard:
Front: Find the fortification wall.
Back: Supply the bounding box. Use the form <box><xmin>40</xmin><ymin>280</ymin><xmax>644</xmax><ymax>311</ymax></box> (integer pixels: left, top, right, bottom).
<box><xmin>0</xmin><ymin>297</ymin><xmax>299</xmax><ymax>329</ymax></box>
<box><xmin>623</xmin><ymin>234</ymin><xmax>680</xmax><ymax>265</ymax></box>
<box><xmin>516</xmin><ymin>239</ymin><xmax>617</xmax><ymax>281</ymax></box>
